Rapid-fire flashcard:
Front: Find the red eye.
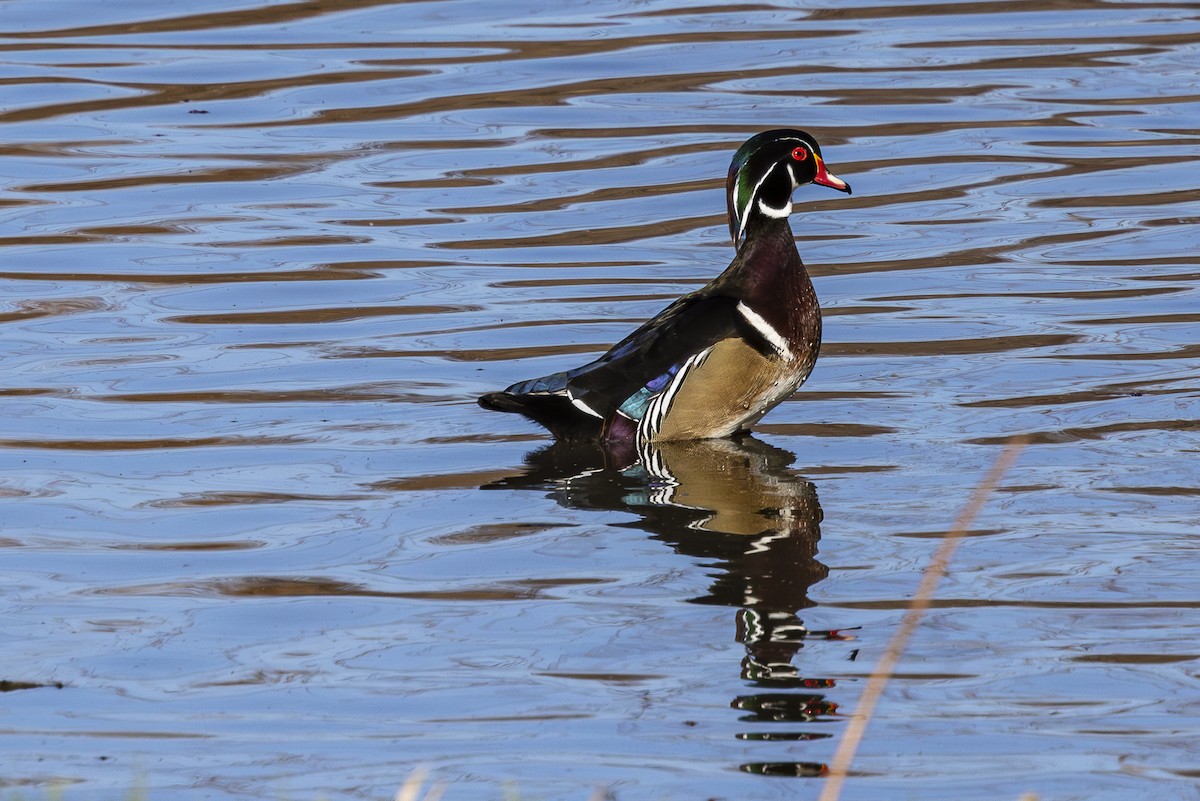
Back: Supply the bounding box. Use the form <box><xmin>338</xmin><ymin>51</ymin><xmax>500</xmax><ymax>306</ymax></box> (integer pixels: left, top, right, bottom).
<box><xmin>791</xmin><ymin>147</ymin><xmax>809</xmax><ymax>161</ymax></box>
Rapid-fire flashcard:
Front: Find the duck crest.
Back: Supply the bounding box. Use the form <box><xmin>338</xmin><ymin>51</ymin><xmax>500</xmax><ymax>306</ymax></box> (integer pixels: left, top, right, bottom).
<box><xmin>479</xmin><ymin>129</ymin><xmax>852</xmax><ymax>444</ymax></box>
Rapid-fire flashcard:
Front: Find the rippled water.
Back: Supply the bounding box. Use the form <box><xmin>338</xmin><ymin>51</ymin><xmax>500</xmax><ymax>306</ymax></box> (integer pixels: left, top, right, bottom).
<box><xmin>3</xmin><ymin>1</ymin><xmax>1199</xmax><ymax>799</ymax></box>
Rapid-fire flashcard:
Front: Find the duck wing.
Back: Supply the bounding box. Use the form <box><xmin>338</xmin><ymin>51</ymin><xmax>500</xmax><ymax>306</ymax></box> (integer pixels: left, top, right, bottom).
<box><xmin>480</xmin><ymin>291</ymin><xmax>779</xmax><ymax>438</ymax></box>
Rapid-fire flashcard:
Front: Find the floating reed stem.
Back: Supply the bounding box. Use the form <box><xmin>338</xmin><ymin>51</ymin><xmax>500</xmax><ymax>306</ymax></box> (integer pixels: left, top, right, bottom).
<box><xmin>818</xmin><ymin>435</ymin><xmax>1029</xmax><ymax>801</ymax></box>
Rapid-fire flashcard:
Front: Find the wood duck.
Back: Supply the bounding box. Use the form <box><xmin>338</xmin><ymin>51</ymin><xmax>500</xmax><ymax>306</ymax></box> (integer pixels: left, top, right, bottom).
<box><xmin>479</xmin><ymin>129</ymin><xmax>852</xmax><ymax>444</ymax></box>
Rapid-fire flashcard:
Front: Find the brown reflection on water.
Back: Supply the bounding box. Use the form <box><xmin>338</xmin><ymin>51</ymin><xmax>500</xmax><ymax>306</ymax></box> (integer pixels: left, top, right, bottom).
<box><xmin>0</xmin><ymin>298</ymin><xmax>111</xmax><ymax>323</ymax></box>
<box><xmin>166</xmin><ymin>304</ymin><xmax>479</xmax><ymax>325</ymax></box>
<box><xmin>101</xmin><ymin>574</ymin><xmax>613</xmax><ymax>602</ymax></box>
<box><xmin>959</xmin><ymin>376</ymin><xmax>1198</xmax><ymax>408</ymax></box>
<box><xmin>968</xmin><ymin>417</ymin><xmax>1200</xmax><ymax>446</ymax></box>
<box><xmin>486</xmin><ymin>436</ymin><xmax>843</xmax><ymax>778</ymax></box>
<box><xmin>3</xmin><ymin>1</ymin><xmax>407</xmax><ymax>39</ymax></box>
<box><xmin>0</xmin><ymin>434</ymin><xmax>305</xmax><ymax>451</ymax></box>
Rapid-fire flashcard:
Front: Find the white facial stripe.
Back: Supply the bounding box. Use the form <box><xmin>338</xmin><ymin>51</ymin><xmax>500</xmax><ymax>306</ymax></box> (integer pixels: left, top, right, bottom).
<box><xmin>737</xmin><ymin>301</ymin><xmax>790</xmax><ymax>356</ymax></box>
<box><xmin>785</xmin><ymin>162</ymin><xmax>800</xmax><ymax>188</ymax></box>
<box><xmin>738</xmin><ymin>161</ymin><xmax>779</xmax><ymax>243</ymax></box>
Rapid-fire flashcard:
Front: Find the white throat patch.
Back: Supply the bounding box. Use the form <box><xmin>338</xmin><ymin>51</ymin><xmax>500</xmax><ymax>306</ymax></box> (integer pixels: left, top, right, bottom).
<box><xmin>756</xmin><ymin>198</ymin><xmax>791</xmax><ymax>218</ymax></box>
<box><xmin>737</xmin><ymin>162</ymin><xmax>779</xmax><ymax>242</ymax></box>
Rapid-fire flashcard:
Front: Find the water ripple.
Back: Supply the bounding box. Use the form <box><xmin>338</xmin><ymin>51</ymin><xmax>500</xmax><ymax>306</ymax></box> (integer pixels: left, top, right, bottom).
<box><xmin>3</xmin><ymin>0</ymin><xmax>1199</xmax><ymax>799</ymax></box>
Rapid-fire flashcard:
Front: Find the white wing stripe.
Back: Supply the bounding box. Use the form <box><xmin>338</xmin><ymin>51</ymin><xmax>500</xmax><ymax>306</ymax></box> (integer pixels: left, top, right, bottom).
<box><xmin>568</xmin><ymin>393</ymin><xmax>603</xmax><ymax>418</ymax></box>
<box><xmin>638</xmin><ymin>348</ymin><xmax>711</xmax><ymax>442</ymax></box>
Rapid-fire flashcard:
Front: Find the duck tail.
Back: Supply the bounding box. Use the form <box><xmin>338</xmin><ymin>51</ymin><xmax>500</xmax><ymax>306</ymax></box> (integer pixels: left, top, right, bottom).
<box><xmin>478</xmin><ymin>391</ymin><xmax>602</xmax><ymax>441</ymax></box>
<box><xmin>478</xmin><ymin>391</ymin><xmax>531</xmax><ymax>414</ymax></box>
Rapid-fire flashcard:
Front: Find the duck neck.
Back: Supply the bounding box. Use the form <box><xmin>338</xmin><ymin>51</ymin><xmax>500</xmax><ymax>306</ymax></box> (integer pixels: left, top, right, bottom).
<box><xmin>733</xmin><ymin>216</ymin><xmax>804</xmax><ymax>286</ymax></box>
<box><xmin>726</xmin><ymin>215</ymin><xmax>819</xmax><ymax>347</ymax></box>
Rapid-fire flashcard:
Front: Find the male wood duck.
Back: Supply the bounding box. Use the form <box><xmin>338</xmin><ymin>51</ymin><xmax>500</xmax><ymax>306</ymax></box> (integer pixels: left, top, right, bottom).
<box><xmin>479</xmin><ymin>129</ymin><xmax>852</xmax><ymax>444</ymax></box>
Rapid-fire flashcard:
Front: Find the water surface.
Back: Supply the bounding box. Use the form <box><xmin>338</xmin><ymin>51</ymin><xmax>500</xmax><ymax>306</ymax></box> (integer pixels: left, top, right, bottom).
<box><xmin>3</xmin><ymin>1</ymin><xmax>1200</xmax><ymax>799</ymax></box>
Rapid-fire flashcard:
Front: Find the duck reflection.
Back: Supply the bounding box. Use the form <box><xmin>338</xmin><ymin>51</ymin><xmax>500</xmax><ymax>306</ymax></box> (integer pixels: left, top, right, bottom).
<box><xmin>486</xmin><ymin>435</ymin><xmax>843</xmax><ymax>776</ymax></box>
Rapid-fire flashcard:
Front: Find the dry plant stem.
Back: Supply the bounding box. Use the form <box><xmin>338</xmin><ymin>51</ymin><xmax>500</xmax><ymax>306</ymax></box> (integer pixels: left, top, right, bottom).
<box><xmin>818</xmin><ymin>436</ymin><xmax>1029</xmax><ymax>801</ymax></box>
<box><xmin>395</xmin><ymin>766</ymin><xmax>428</xmax><ymax>801</ymax></box>
<box><xmin>395</xmin><ymin>765</ymin><xmax>446</xmax><ymax>801</ymax></box>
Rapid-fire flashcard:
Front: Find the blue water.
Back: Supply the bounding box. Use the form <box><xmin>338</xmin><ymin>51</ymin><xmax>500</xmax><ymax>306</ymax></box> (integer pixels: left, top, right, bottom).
<box><xmin>3</xmin><ymin>1</ymin><xmax>1200</xmax><ymax>799</ymax></box>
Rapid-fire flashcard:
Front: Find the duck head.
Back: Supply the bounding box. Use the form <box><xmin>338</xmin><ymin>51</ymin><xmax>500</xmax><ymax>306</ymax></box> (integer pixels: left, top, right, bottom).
<box><xmin>726</xmin><ymin>129</ymin><xmax>852</xmax><ymax>246</ymax></box>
